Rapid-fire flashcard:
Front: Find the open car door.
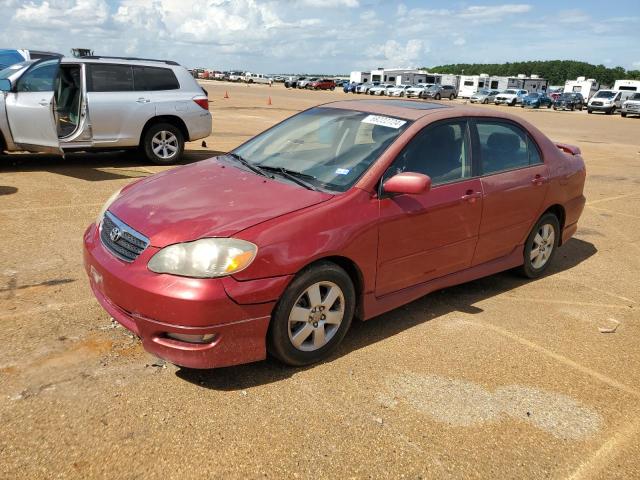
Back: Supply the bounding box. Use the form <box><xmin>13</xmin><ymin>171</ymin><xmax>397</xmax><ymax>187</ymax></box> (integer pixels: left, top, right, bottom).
<box><xmin>4</xmin><ymin>58</ymin><xmax>62</xmax><ymax>154</ymax></box>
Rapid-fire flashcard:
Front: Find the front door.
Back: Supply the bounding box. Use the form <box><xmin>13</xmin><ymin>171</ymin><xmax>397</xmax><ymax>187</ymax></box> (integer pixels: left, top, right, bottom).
<box><xmin>471</xmin><ymin>119</ymin><xmax>549</xmax><ymax>266</ymax></box>
<box><xmin>5</xmin><ymin>58</ymin><xmax>61</xmax><ymax>153</ymax></box>
<box><xmin>376</xmin><ymin>120</ymin><xmax>482</xmax><ymax>296</ymax></box>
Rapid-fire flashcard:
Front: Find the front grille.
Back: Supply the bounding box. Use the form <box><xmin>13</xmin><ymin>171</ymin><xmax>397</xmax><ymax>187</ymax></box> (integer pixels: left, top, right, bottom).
<box><xmin>627</xmin><ymin>104</ymin><xmax>640</xmax><ymax>111</ymax></box>
<box><xmin>100</xmin><ymin>212</ymin><xmax>150</xmax><ymax>262</ymax></box>
<box><xmin>591</xmin><ymin>101</ymin><xmax>603</xmax><ymax>106</ymax></box>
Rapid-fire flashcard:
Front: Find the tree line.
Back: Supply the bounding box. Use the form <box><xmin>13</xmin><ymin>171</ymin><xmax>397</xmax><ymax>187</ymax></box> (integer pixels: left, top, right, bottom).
<box><xmin>427</xmin><ymin>60</ymin><xmax>640</xmax><ymax>86</ymax></box>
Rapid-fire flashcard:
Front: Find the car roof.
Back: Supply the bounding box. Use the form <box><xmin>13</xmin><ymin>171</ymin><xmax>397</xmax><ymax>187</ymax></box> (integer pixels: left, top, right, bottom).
<box><xmin>60</xmin><ymin>56</ymin><xmax>180</xmax><ymax>68</ymax></box>
<box><xmin>322</xmin><ymin>99</ymin><xmax>534</xmax><ymax>122</ymax></box>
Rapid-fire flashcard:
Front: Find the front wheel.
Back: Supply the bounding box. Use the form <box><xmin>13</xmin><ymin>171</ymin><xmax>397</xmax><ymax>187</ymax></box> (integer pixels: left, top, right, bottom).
<box><xmin>622</xmin><ymin>112</ymin><xmax>627</xmax><ymax>117</ymax></box>
<box><xmin>142</xmin><ymin>123</ymin><xmax>184</xmax><ymax>165</ymax></box>
<box><xmin>434</xmin><ymin>93</ymin><xmax>441</xmax><ymax>100</ymax></box>
<box><xmin>587</xmin><ymin>109</ymin><xmax>593</xmax><ymax>114</ymax></box>
<box><xmin>520</xmin><ymin>213</ymin><xmax>560</xmax><ymax>279</ymax></box>
<box><xmin>449</xmin><ymin>94</ymin><xmax>455</xmax><ymax>100</ymax></box>
<box><xmin>268</xmin><ymin>262</ymin><xmax>355</xmax><ymax>366</ymax></box>
<box><xmin>483</xmin><ymin>99</ymin><xmax>488</xmax><ymax>104</ymax></box>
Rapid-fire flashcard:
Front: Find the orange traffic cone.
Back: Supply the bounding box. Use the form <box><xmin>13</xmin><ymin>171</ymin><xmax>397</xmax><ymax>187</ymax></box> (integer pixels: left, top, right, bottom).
<box><xmin>267</xmin><ymin>96</ymin><xmax>272</xmax><ymax>106</ymax></box>
<box><xmin>224</xmin><ymin>91</ymin><xmax>229</xmax><ymax>99</ymax></box>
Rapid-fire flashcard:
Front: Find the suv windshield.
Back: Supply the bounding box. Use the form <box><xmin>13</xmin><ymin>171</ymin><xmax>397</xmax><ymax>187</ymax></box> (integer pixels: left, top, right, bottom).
<box><xmin>504</xmin><ymin>89</ymin><xmax>518</xmax><ymax>94</ymax></box>
<box><xmin>595</xmin><ymin>91</ymin><xmax>616</xmax><ymax>99</ymax></box>
<box><xmin>476</xmin><ymin>89</ymin><xmax>490</xmax><ymax>95</ymax></box>
<box><xmin>233</xmin><ymin>107</ymin><xmax>410</xmax><ymax>192</ymax></box>
<box><xmin>527</xmin><ymin>93</ymin><xmax>540</xmax><ymax>98</ymax></box>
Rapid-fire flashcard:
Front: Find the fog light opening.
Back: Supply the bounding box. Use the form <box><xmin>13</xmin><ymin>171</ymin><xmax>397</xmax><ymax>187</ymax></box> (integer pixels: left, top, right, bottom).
<box><xmin>165</xmin><ymin>333</ymin><xmax>216</xmax><ymax>344</ymax></box>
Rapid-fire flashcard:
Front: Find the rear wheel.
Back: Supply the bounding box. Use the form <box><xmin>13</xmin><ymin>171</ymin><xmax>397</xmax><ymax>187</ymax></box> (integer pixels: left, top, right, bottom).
<box><xmin>268</xmin><ymin>262</ymin><xmax>355</xmax><ymax>366</ymax></box>
<box><xmin>142</xmin><ymin>123</ymin><xmax>184</xmax><ymax>165</ymax></box>
<box><xmin>520</xmin><ymin>213</ymin><xmax>560</xmax><ymax>279</ymax></box>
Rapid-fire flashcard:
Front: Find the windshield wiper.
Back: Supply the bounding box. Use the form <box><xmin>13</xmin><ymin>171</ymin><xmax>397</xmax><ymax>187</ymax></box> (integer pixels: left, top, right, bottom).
<box><xmin>226</xmin><ymin>152</ymin><xmax>272</xmax><ymax>178</ymax></box>
<box><xmin>259</xmin><ymin>166</ymin><xmax>319</xmax><ymax>191</ymax></box>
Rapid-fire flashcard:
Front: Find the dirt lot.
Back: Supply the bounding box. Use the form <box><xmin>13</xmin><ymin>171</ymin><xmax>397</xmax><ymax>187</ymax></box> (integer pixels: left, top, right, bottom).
<box><xmin>1</xmin><ymin>81</ymin><xmax>639</xmax><ymax>479</ymax></box>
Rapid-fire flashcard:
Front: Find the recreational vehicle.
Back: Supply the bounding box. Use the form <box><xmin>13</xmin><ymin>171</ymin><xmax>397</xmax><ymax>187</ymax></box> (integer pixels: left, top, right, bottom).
<box><xmin>564</xmin><ymin>77</ymin><xmax>600</xmax><ymax>100</ymax></box>
<box><xmin>613</xmin><ymin>80</ymin><xmax>640</xmax><ymax>92</ymax></box>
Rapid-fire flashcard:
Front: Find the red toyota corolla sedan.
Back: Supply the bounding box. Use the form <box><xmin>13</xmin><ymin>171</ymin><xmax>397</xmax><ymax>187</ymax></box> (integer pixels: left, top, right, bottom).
<box><xmin>84</xmin><ymin>100</ymin><xmax>586</xmax><ymax>369</ymax></box>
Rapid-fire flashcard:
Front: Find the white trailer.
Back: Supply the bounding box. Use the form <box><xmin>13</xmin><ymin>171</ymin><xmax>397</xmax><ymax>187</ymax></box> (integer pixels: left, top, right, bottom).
<box><xmin>458</xmin><ymin>74</ymin><xmax>492</xmax><ymax>98</ymax></box>
<box><xmin>564</xmin><ymin>77</ymin><xmax>600</xmax><ymax>99</ymax></box>
<box><xmin>613</xmin><ymin>79</ymin><xmax>640</xmax><ymax>92</ymax></box>
<box><xmin>349</xmin><ymin>71</ymin><xmax>370</xmax><ymax>83</ymax></box>
<box><xmin>507</xmin><ymin>74</ymin><xmax>548</xmax><ymax>93</ymax></box>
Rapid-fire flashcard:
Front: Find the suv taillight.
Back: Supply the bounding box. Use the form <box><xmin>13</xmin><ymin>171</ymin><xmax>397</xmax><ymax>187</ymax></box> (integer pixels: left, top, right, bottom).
<box><xmin>193</xmin><ymin>97</ymin><xmax>209</xmax><ymax>110</ymax></box>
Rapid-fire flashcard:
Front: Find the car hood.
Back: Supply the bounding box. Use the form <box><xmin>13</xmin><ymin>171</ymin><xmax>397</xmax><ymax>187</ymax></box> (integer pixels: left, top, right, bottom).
<box><xmin>109</xmin><ymin>156</ymin><xmax>333</xmax><ymax>247</ymax></box>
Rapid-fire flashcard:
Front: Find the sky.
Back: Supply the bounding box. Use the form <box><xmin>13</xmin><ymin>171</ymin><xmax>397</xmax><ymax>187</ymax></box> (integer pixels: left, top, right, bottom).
<box><xmin>1</xmin><ymin>0</ymin><xmax>639</xmax><ymax>73</ymax></box>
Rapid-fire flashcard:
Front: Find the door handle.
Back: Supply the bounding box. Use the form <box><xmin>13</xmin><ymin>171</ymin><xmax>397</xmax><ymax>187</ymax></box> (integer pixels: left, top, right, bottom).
<box><xmin>461</xmin><ymin>190</ymin><xmax>482</xmax><ymax>203</ymax></box>
<box><xmin>39</xmin><ymin>100</ymin><xmax>50</xmax><ymax>106</ymax></box>
<box><xmin>136</xmin><ymin>98</ymin><xmax>151</xmax><ymax>103</ymax></box>
<box><xmin>531</xmin><ymin>175</ymin><xmax>548</xmax><ymax>186</ymax></box>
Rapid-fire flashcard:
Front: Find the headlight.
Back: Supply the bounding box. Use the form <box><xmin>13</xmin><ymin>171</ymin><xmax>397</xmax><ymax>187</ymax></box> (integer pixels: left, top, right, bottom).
<box><xmin>148</xmin><ymin>238</ymin><xmax>257</xmax><ymax>278</ymax></box>
<box><xmin>96</xmin><ymin>188</ymin><xmax>123</xmax><ymax>225</ymax></box>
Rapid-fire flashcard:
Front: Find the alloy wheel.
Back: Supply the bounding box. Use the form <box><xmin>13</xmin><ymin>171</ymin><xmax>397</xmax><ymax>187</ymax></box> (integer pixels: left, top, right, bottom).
<box><xmin>287</xmin><ymin>281</ymin><xmax>345</xmax><ymax>352</ymax></box>
<box><xmin>151</xmin><ymin>131</ymin><xmax>179</xmax><ymax>160</ymax></box>
<box><xmin>530</xmin><ymin>223</ymin><xmax>555</xmax><ymax>269</ymax></box>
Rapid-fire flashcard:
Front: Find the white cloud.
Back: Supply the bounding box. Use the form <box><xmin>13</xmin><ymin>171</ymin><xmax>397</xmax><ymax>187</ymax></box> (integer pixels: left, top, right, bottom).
<box><xmin>367</xmin><ymin>39</ymin><xmax>427</xmax><ymax>68</ymax></box>
<box><xmin>460</xmin><ymin>4</ymin><xmax>531</xmax><ymax>20</ymax></box>
<box><xmin>13</xmin><ymin>0</ymin><xmax>109</xmax><ymax>28</ymax></box>
<box><xmin>453</xmin><ymin>37</ymin><xmax>466</xmax><ymax>46</ymax></box>
<box><xmin>298</xmin><ymin>0</ymin><xmax>358</xmax><ymax>7</ymax></box>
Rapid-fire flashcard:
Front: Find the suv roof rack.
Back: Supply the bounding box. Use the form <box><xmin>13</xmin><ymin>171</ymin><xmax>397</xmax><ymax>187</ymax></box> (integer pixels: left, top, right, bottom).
<box><xmin>80</xmin><ymin>56</ymin><xmax>180</xmax><ymax>66</ymax></box>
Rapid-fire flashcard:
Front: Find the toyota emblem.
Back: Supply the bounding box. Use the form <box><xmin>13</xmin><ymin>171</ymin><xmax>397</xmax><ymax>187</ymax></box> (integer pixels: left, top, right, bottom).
<box><xmin>109</xmin><ymin>227</ymin><xmax>122</xmax><ymax>242</ymax></box>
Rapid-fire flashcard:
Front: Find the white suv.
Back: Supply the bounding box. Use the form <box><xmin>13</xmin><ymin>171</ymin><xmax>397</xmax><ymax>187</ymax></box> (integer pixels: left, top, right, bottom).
<box><xmin>0</xmin><ymin>56</ymin><xmax>211</xmax><ymax>164</ymax></box>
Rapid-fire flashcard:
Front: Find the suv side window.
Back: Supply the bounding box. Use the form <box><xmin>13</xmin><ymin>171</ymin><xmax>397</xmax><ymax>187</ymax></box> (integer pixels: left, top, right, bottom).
<box><xmin>475</xmin><ymin>120</ymin><xmax>541</xmax><ymax>175</ymax></box>
<box><xmin>88</xmin><ymin>64</ymin><xmax>134</xmax><ymax>92</ymax></box>
<box><xmin>133</xmin><ymin>66</ymin><xmax>180</xmax><ymax>91</ymax></box>
<box><xmin>387</xmin><ymin>120</ymin><xmax>471</xmax><ymax>186</ymax></box>
<box><xmin>17</xmin><ymin>59</ymin><xmax>59</xmax><ymax>92</ymax></box>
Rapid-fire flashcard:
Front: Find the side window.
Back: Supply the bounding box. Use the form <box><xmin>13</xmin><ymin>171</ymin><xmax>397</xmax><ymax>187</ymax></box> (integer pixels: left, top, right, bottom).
<box><xmin>389</xmin><ymin>121</ymin><xmax>471</xmax><ymax>186</ymax></box>
<box><xmin>17</xmin><ymin>59</ymin><xmax>59</xmax><ymax>92</ymax></box>
<box><xmin>88</xmin><ymin>64</ymin><xmax>134</xmax><ymax>92</ymax></box>
<box><xmin>133</xmin><ymin>66</ymin><xmax>179</xmax><ymax>91</ymax></box>
<box><xmin>476</xmin><ymin>121</ymin><xmax>540</xmax><ymax>174</ymax></box>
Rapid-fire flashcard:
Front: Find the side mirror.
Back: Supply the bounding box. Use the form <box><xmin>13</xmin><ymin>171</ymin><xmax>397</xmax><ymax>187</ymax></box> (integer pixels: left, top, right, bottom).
<box><xmin>0</xmin><ymin>79</ymin><xmax>11</xmax><ymax>92</ymax></box>
<box><xmin>383</xmin><ymin>172</ymin><xmax>431</xmax><ymax>196</ymax></box>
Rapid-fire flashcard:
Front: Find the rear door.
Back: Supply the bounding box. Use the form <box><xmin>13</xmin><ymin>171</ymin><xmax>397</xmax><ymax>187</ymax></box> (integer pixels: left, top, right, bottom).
<box><xmin>133</xmin><ymin>65</ymin><xmax>184</xmax><ymax>119</ymax></box>
<box><xmin>376</xmin><ymin>119</ymin><xmax>482</xmax><ymax>296</ymax></box>
<box><xmin>5</xmin><ymin>58</ymin><xmax>61</xmax><ymax>153</ymax></box>
<box><xmin>86</xmin><ymin>63</ymin><xmax>156</xmax><ymax>146</ymax></box>
<box><xmin>471</xmin><ymin>119</ymin><xmax>549</xmax><ymax>266</ymax></box>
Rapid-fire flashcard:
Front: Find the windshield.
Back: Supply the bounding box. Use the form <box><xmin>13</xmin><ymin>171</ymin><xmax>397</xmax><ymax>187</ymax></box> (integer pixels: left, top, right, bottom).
<box><xmin>475</xmin><ymin>89</ymin><xmax>489</xmax><ymax>95</ymax></box>
<box><xmin>0</xmin><ymin>60</ymin><xmax>32</xmax><ymax>80</ymax></box>
<box><xmin>595</xmin><ymin>91</ymin><xmax>616</xmax><ymax>99</ymax></box>
<box><xmin>233</xmin><ymin>107</ymin><xmax>411</xmax><ymax>192</ymax></box>
<box><xmin>503</xmin><ymin>89</ymin><xmax>518</xmax><ymax>94</ymax></box>
<box><xmin>631</xmin><ymin>93</ymin><xmax>640</xmax><ymax>100</ymax></box>
<box><xmin>527</xmin><ymin>93</ymin><xmax>540</xmax><ymax>98</ymax></box>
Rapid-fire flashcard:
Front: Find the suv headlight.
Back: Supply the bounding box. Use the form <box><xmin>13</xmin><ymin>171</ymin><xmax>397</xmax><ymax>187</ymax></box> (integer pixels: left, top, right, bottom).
<box><xmin>96</xmin><ymin>188</ymin><xmax>123</xmax><ymax>225</ymax></box>
<box><xmin>148</xmin><ymin>238</ymin><xmax>257</xmax><ymax>278</ymax></box>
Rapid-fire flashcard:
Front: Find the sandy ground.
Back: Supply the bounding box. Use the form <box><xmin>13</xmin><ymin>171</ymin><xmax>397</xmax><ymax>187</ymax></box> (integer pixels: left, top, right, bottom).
<box><xmin>0</xmin><ymin>81</ymin><xmax>639</xmax><ymax>479</ymax></box>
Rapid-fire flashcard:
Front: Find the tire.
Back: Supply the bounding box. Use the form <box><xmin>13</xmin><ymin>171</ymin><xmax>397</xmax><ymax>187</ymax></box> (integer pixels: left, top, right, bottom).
<box><xmin>142</xmin><ymin>123</ymin><xmax>184</xmax><ymax>165</ymax></box>
<box><xmin>553</xmin><ymin>106</ymin><xmax>557</xmax><ymax>110</ymax></box>
<box><xmin>587</xmin><ymin>109</ymin><xmax>593</xmax><ymax>114</ymax></box>
<box><xmin>519</xmin><ymin>213</ymin><xmax>560</xmax><ymax>279</ymax></box>
<box><xmin>268</xmin><ymin>262</ymin><xmax>355</xmax><ymax>367</ymax></box>
<box><xmin>483</xmin><ymin>99</ymin><xmax>488</xmax><ymax>104</ymax></box>
<box><xmin>449</xmin><ymin>94</ymin><xmax>455</xmax><ymax>100</ymax></box>
<box><xmin>434</xmin><ymin>93</ymin><xmax>441</xmax><ymax>100</ymax></box>
<box><xmin>510</xmin><ymin>99</ymin><xmax>516</xmax><ymax>106</ymax></box>
<box><xmin>570</xmin><ymin>105</ymin><xmax>575</xmax><ymax>111</ymax></box>
<box><xmin>622</xmin><ymin>112</ymin><xmax>627</xmax><ymax>117</ymax></box>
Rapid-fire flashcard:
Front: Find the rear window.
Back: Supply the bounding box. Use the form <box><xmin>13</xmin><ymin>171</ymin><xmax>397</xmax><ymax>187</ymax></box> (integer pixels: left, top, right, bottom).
<box><xmin>88</xmin><ymin>64</ymin><xmax>134</xmax><ymax>92</ymax></box>
<box><xmin>133</xmin><ymin>66</ymin><xmax>179</xmax><ymax>91</ymax></box>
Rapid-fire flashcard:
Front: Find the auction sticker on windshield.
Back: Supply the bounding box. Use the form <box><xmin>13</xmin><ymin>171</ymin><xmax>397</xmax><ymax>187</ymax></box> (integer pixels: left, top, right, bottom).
<box><xmin>362</xmin><ymin>115</ymin><xmax>407</xmax><ymax>129</ymax></box>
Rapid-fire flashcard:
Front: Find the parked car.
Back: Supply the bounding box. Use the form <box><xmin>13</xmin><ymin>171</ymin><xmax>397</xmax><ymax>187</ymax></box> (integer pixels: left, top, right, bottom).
<box><xmin>0</xmin><ymin>56</ymin><xmax>211</xmax><ymax>164</ymax></box>
<box><xmin>84</xmin><ymin>99</ymin><xmax>586</xmax><ymax>369</ymax></box>
<box><xmin>421</xmin><ymin>84</ymin><xmax>457</xmax><ymax>100</ymax></box>
<box><xmin>244</xmin><ymin>73</ymin><xmax>273</xmax><ymax>85</ymax></box>
<box><xmin>621</xmin><ymin>92</ymin><xmax>640</xmax><ymax>118</ymax></box>
<box><xmin>334</xmin><ymin>79</ymin><xmax>349</xmax><ymax>89</ymax></box>
<box><xmin>297</xmin><ymin>77</ymin><xmax>318</xmax><ymax>89</ymax></box>
<box><xmin>285</xmin><ymin>76</ymin><xmax>305</xmax><ymax>88</ymax></box>
<box><xmin>343</xmin><ymin>81</ymin><xmax>360</xmax><ymax>93</ymax></box>
<box><xmin>587</xmin><ymin>89</ymin><xmax>633</xmax><ymax>114</ymax></box>
<box><xmin>553</xmin><ymin>92</ymin><xmax>585</xmax><ymax>111</ymax></box>
<box><xmin>228</xmin><ymin>71</ymin><xmax>245</xmax><ymax>82</ymax></box>
<box><xmin>309</xmin><ymin>78</ymin><xmax>336</xmax><ymax>90</ymax></box>
<box><xmin>406</xmin><ymin>83</ymin><xmax>433</xmax><ymax>98</ymax></box>
<box><xmin>521</xmin><ymin>92</ymin><xmax>553</xmax><ymax>109</ymax></box>
<box><xmin>494</xmin><ymin>89</ymin><xmax>528</xmax><ymax>106</ymax></box>
<box><xmin>369</xmin><ymin>83</ymin><xmax>393</xmax><ymax>96</ymax></box>
<box><xmin>356</xmin><ymin>82</ymin><xmax>379</xmax><ymax>94</ymax></box>
<box><xmin>387</xmin><ymin>84</ymin><xmax>413</xmax><ymax>97</ymax></box>
<box><xmin>469</xmin><ymin>89</ymin><xmax>500</xmax><ymax>104</ymax></box>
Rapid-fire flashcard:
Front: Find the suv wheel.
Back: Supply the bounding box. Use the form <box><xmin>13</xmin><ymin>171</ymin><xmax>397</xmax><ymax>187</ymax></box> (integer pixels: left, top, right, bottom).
<box><xmin>434</xmin><ymin>93</ymin><xmax>441</xmax><ymax>100</ymax></box>
<box><xmin>143</xmin><ymin>123</ymin><xmax>184</xmax><ymax>165</ymax></box>
<box><xmin>268</xmin><ymin>262</ymin><xmax>355</xmax><ymax>366</ymax></box>
<box><xmin>449</xmin><ymin>93</ymin><xmax>455</xmax><ymax>100</ymax></box>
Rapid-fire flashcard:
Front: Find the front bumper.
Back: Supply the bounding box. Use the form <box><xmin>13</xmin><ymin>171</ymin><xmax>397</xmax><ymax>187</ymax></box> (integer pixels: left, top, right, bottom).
<box><xmin>83</xmin><ymin>223</ymin><xmax>290</xmax><ymax>369</ymax></box>
<box><xmin>622</xmin><ymin>106</ymin><xmax>640</xmax><ymax>115</ymax></box>
<box><xmin>588</xmin><ymin>103</ymin><xmax>614</xmax><ymax>112</ymax></box>
<box><xmin>495</xmin><ymin>98</ymin><xmax>516</xmax><ymax>104</ymax></box>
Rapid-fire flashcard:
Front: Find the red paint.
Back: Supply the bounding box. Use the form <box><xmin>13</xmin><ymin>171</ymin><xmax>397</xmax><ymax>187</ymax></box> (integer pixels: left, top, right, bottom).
<box><xmin>84</xmin><ymin>101</ymin><xmax>586</xmax><ymax>369</ymax></box>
